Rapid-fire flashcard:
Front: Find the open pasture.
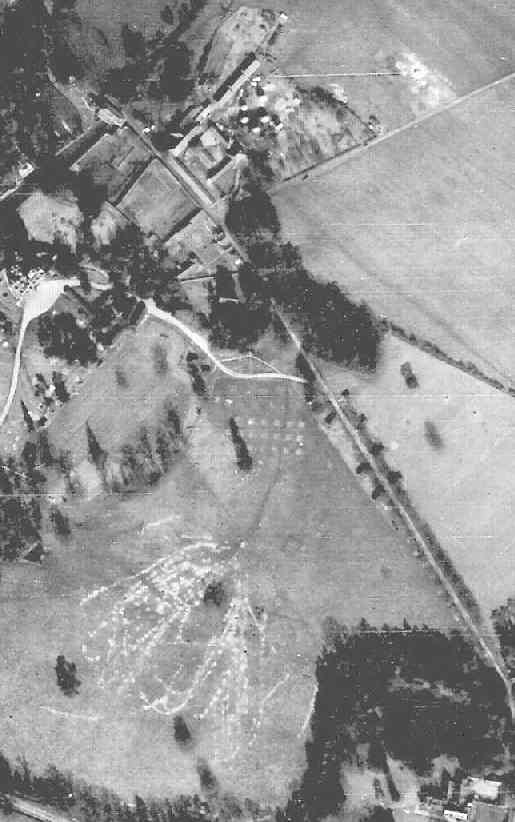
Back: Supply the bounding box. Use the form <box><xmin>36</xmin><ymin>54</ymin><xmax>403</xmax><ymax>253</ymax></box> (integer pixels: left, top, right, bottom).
<box><xmin>274</xmin><ymin>75</ymin><xmax>515</xmax><ymax>384</ymax></box>
<box><xmin>0</xmin><ymin>323</ymin><xmax>457</xmax><ymax>805</ymax></box>
<box><xmin>46</xmin><ymin>316</ymin><xmax>194</xmax><ymax>476</ymax></box>
<box><xmin>321</xmin><ymin>334</ymin><xmax>515</xmax><ymax>622</ymax></box>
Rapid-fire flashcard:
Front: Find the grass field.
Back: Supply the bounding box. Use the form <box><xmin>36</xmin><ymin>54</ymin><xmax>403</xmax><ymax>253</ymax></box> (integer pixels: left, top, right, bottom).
<box><xmin>47</xmin><ymin>317</ymin><xmax>193</xmax><ymax>453</ymax></box>
<box><xmin>274</xmin><ymin>75</ymin><xmax>515</xmax><ymax>384</ymax></box>
<box><xmin>248</xmin><ymin>0</ymin><xmax>515</xmax><ymax>130</ymax></box>
<box><xmin>0</xmin><ymin>320</ymin><xmax>455</xmax><ymax>805</ymax></box>
<box><xmin>320</xmin><ymin>334</ymin><xmax>515</xmax><ymax>623</ymax></box>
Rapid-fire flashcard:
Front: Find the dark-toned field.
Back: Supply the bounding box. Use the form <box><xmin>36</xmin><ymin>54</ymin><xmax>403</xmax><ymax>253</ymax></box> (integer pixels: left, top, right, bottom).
<box><xmin>0</xmin><ymin>321</ymin><xmax>455</xmax><ymax>805</ymax></box>
<box><xmin>274</xmin><ymin>75</ymin><xmax>515</xmax><ymax>383</ymax></box>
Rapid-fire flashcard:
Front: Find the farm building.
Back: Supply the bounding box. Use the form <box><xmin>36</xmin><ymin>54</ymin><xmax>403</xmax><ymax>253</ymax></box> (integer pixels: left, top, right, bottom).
<box><xmin>116</xmin><ymin>159</ymin><xmax>198</xmax><ymax>241</ymax></box>
<box><xmin>461</xmin><ymin>780</ymin><xmax>503</xmax><ymax>804</ymax></box>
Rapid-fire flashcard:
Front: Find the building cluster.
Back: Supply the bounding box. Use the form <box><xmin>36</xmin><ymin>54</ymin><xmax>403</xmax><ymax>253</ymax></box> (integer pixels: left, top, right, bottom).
<box><xmin>70</xmin><ymin>108</ymin><xmax>245</xmax><ymax>291</ymax></box>
<box><xmin>416</xmin><ymin>777</ymin><xmax>515</xmax><ymax>822</ymax></box>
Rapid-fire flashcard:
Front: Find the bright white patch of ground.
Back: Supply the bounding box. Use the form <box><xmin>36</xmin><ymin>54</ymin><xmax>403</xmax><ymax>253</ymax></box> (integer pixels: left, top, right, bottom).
<box><xmin>18</xmin><ymin>190</ymin><xmax>83</xmax><ymax>252</ymax></box>
<box><xmin>395</xmin><ymin>52</ymin><xmax>456</xmax><ymax>115</ymax></box>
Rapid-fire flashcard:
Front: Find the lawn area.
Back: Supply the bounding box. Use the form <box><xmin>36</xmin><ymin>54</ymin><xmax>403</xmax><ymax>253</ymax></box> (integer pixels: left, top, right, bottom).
<box><xmin>0</xmin><ymin>322</ymin><xmax>456</xmax><ymax>806</ymax></box>
<box><xmin>247</xmin><ymin>0</ymin><xmax>515</xmax><ymax>130</ymax></box>
<box><xmin>46</xmin><ymin>316</ymin><xmax>193</xmax><ymax>452</ymax></box>
<box><xmin>273</xmin><ymin>75</ymin><xmax>515</xmax><ymax>384</ymax></box>
<box><xmin>320</xmin><ymin>333</ymin><xmax>515</xmax><ymax>623</ymax></box>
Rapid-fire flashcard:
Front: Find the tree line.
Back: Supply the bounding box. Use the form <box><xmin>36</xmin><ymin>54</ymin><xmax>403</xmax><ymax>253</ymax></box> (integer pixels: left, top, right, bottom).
<box><xmin>223</xmin><ymin>174</ymin><xmax>382</xmax><ymax>370</ymax></box>
<box><xmin>0</xmin><ymin>751</ymin><xmax>263</xmax><ymax>822</ymax></box>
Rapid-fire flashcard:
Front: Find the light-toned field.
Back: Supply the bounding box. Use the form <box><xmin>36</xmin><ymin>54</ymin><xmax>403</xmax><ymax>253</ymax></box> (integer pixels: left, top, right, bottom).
<box><xmin>248</xmin><ymin>0</ymin><xmax>515</xmax><ymax>130</ymax></box>
<box><xmin>321</xmin><ymin>333</ymin><xmax>515</xmax><ymax>621</ymax></box>
<box><xmin>274</xmin><ymin>75</ymin><xmax>515</xmax><ymax>384</ymax></box>
<box><xmin>0</xmin><ymin>322</ymin><xmax>455</xmax><ymax>805</ymax></box>
<box><xmin>46</xmin><ymin>316</ymin><xmax>193</xmax><ymax>471</ymax></box>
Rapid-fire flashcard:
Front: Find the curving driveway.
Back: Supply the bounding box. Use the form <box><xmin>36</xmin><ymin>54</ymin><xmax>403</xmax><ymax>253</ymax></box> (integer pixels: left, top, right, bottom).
<box><xmin>0</xmin><ymin>278</ymin><xmax>80</xmax><ymax>429</ymax></box>
<box><xmin>145</xmin><ymin>299</ymin><xmax>306</xmax><ymax>385</ymax></box>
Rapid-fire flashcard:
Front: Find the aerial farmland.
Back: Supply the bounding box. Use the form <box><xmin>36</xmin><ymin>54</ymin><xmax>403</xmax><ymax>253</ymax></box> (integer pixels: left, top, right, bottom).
<box><xmin>1</xmin><ymin>0</ymin><xmax>515</xmax><ymax>819</ymax></box>
<box><xmin>249</xmin><ymin>0</ymin><xmax>515</xmax><ymax>130</ymax></box>
<box><xmin>274</xmin><ymin>74</ymin><xmax>515</xmax><ymax>384</ymax></box>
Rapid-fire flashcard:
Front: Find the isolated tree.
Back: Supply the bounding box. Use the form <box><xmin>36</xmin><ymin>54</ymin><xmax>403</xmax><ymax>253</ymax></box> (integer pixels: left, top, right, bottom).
<box><xmin>160</xmin><ymin>4</ymin><xmax>174</xmax><ymax>25</ymax></box>
<box><xmin>295</xmin><ymin>352</ymin><xmax>317</xmax><ymax>405</ymax></box>
<box><xmin>203</xmin><ymin>580</ymin><xmax>226</xmax><ymax>607</ymax></box>
<box><xmin>196</xmin><ymin>759</ymin><xmax>218</xmax><ymax>797</ymax></box>
<box><xmin>115</xmin><ymin>366</ymin><xmax>129</xmax><ymax>388</ymax></box>
<box><xmin>187</xmin><ymin>358</ymin><xmax>207</xmax><ymax>397</ymax></box>
<box><xmin>173</xmin><ymin>714</ymin><xmax>192</xmax><ymax>745</ymax></box>
<box><xmin>20</xmin><ymin>399</ymin><xmax>35</xmax><ymax>432</ymax></box>
<box><xmin>424</xmin><ymin>420</ymin><xmax>443</xmax><ymax>449</ymax></box>
<box><xmin>52</xmin><ymin>371</ymin><xmax>70</xmax><ymax>403</ymax></box>
<box><xmin>50</xmin><ymin>505</ymin><xmax>71</xmax><ymax>539</ymax></box>
<box><xmin>228</xmin><ymin>417</ymin><xmax>252</xmax><ymax>471</ymax></box>
<box><xmin>152</xmin><ymin>342</ymin><xmax>169</xmax><ymax>376</ymax></box>
<box><xmin>86</xmin><ymin>423</ymin><xmax>107</xmax><ymax>470</ymax></box>
<box><xmin>55</xmin><ymin>655</ymin><xmax>80</xmax><ymax>695</ymax></box>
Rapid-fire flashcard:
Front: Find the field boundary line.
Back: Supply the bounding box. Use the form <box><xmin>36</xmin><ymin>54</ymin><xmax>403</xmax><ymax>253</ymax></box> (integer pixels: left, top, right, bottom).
<box><xmin>381</xmin><ymin>318</ymin><xmax>515</xmax><ymax>399</ymax></box>
<box><xmin>272</xmin><ymin>69</ymin><xmax>515</xmax><ymax>191</ymax></box>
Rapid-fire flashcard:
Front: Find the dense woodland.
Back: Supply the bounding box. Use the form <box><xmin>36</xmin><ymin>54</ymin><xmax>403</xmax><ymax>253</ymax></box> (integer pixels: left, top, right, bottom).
<box><xmin>282</xmin><ymin>620</ymin><xmax>512</xmax><ymax>822</ymax></box>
